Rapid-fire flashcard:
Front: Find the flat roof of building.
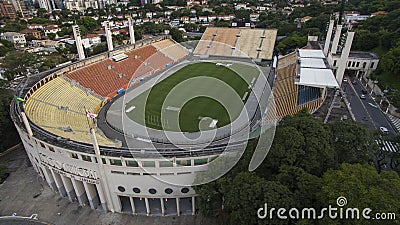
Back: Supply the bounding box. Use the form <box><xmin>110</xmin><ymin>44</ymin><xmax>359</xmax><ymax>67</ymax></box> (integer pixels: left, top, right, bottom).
<box><xmin>348</xmin><ymin>51</ymin><xmax>379</xmax><ymax>59</ymax></box>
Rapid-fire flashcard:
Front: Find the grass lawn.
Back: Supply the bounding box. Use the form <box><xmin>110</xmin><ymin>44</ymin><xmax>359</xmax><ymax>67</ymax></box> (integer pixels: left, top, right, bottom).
<box><xmin>125</xmin><ymin>62</ymin><xmax>259</xmax><ymax>132</ymax></box>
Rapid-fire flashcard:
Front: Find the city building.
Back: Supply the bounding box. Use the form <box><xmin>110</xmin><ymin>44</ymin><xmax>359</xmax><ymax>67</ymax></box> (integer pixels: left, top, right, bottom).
<box><xmin>0</xmin><ymin>0</ymin><xmax>17</xmax><ymax>19</ymax></box>
<box><xmin>20</xmin><ymin>28</ymin><xmax>42</xmax><ymax>39</ymax></box>
<box><xmin>1</xmin><ymin>31</ymin><xmax>26</xmax><ymax>47</ymax></box>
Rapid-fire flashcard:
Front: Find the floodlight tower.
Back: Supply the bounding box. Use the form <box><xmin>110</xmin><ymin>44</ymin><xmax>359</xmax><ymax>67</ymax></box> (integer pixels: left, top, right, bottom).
<box><xmin>103</xmin><ymin>21</ymin><xmax>114</xmax><ymax>52</ymax></box>
<box><xmin>73</xmin><ymin>25</ymin><xmax>85</xmax><ymax>60</ymax></box>
<box><xmin>336</xmin><ymin>32</ymin><xmax>355</xmax><ymax>86</ymax></box>
<box><xmin>323</xmin><ymin>20</ymin><xmax>335</xmax><ymax>56</ymax></box>
<box><xmin>128</xmin><ymin>17</ymin><xmax>136</xmax><ymax>45</ymax></box>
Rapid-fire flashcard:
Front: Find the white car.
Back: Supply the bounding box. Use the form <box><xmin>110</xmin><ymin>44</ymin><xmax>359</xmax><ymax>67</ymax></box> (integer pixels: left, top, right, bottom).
<box><xmin>360</xmin><ymin>94</ymin><xmax>366</xmax><ymax>99</ymax></box>
<box><xmin>380</xmin><ymin>127</ymin><xmax>389</xmax><ymax>134</ymax></box>
<box><xmin>343</xmin><ymin>78</ymin><xmax>348</xmax><ymax>82</ymax></box>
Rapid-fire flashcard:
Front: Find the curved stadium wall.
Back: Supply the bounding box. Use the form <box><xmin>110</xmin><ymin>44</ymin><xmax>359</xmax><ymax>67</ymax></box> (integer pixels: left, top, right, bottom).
<box><xmin>10</xmin><ymin>36</ymin><xmax>266</xmax><ymax>215</ymax></box>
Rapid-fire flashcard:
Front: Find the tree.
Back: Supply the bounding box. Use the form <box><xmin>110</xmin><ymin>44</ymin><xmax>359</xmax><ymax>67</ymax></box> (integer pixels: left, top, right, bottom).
<box><xmin>47</xmin><ymin>33</ymin><xmax>56</xmax><ymax>40</ymax></box>
<box><xmin>352</xmin><ymin>30</ymin><xmax>379</xmax><ymax>51</ymax></box>
<box><xmin>0</xmin><ymin>40</ymin><xmax>15</xmax><ymax>57</ymax></box>
<box><xmin>380</xmin><ymin>47</ymin><xmax>400</xmax><ymax>75</ymax></box>
<box><xmin>276</xmin><ymin>166</ymin><xmax>321</xmax><ymax>208</ymax></box>
<box><xmin>318</xmin><ymin>163</ymin><xmax>400</xmax><ymax>225</ymax></box>
<box><xmin>257</xmin><ymin>111</ymin><xmax>336</xmax><ymax>178</ymax></box>
<box><xmin>1</xmin><ymin>51</ymin><xmax>40</xmax><ymax>79</ymax></box>
<box><xmin>0</xmin><ymin>89</ymin><xmax>19</xmax><ymax>151</ymax></box>
<box><xmin>276</xmin><ymin>33</ymin><xmax>307</xmax><ymax>55</ymax></box>
<box><xmin>77</xmin><ymin>17</ymin><xmax>98</xmax><ymax>33</ymax></box>
<box><xmin>36</xmin><ymin>8</ymin><xmax>47</xmax><ymax>18</ymax></box>
<box><xmin>169</xmin><ymin>28</ymin><xmax>184</xmax><ymax>42</ymax></box>
<box><xmin>328</xmin><ymin>120</ymin><xmax>377</xmax><ymax>165</ymax></box>
<box><xmin>91</xmin><ymin>43</ymin><xmax>108</xmax><ymax>56</ymax></box>
<box><xmin>222</xmin><ymin>172</ymin><xmax>295</xmax><ymax>225</ymax></box>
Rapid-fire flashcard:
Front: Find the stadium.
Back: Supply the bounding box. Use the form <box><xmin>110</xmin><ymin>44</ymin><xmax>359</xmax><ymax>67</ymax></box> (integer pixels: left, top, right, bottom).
<box><xmin>10</xmin><ymin>25</ymin><xmax>340</xmax><ymax>215</ymax></box>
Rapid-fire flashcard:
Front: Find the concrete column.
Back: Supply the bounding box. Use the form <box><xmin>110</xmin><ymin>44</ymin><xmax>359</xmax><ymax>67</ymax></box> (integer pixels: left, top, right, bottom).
<box><xmin>128</xmin><ymin>17</ymin><xmax>136</xmax><ymax>45</ymax></box>
<box><xmin>130</xmin><ymin>197</ymin><xmax>136</xmax><ymax>214</ymax></box>
<box><xmin>83</xmin><ymin>182</ymin><xmax>99</xmax><ymax>209</ymax></box>
<box><xmin>331</xmin><ymin>25</ymin><xmax>342</xmax><ymax>54</ymax></box>
<box><xmin>192</xmin><ymin>196</ymin><xmax>196</xmax><ymax>215</ymax></box>
<box><xmin>42</xmin><ymin>167</ymin><xmax>56</xmax><ymax>191</ymax></box>
<box><xmin>103</xmin><ymin>21</ymin><xmax>114</xmax><ymax>52</ymax></box>
<box><xmin>336</xmin><ymin>32</ymin><xmax>354</xmax><ymax>86</ymax></box>
<box><xmin>176</xmin><ymin>197</ymin><xmax>180</xmax><ymax>216</ymax></box>
<box><xmin>323</xmin><ymin>20</ymin><xmax>335</xmax><ymax>56</ymax></box>
<box><xmin>145</xmin><ymin>197</ymin><xmax>150</xmax><ymax>215</ymax></box>
<box><xmin>51</xmin><ymin>170</ymin><xmax>67</xmax><ymax>198</ymax></box>
<box><xmin>95</xmin><ymin>184</ymin><xmax>108</xmax><ymax>212</ymax></box>
<box><xmin>160</xmin><ymin>198</ymin><xmax>165</xmax><ymax>216</ymax></box>
<box><xmin>72</xmin><ymin>25</ymin><xmax>85</xmax><ymax>60</ymax></box>
<box><xmin>71</xmin><ymin>179</ymin><xmax>88</xmax><ymax>206</ymax></box>
<box><xmin>90</xmin><ymin>128</ymin><xmax>115</xmax><ymax>212</ymax></box>
<box><xmin>60</xmin><ymin>176</ymin><xmax>76</xmax><ymax>202</ymax></box>
<box><xmin>20</xmin><ymin>112</ymin><xmax>33</xmax><ymax>137</ymax></box>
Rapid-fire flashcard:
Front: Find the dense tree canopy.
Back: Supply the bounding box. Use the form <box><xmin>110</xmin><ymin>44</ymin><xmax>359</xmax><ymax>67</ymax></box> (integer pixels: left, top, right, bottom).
<box><xmin>318</xmin><ymin>163</ymin><xmax>400</xmax><ymax>225</ymax></box>
<box><xmin>194</xmin><ymin>111</ymin><xmax>391</xmax><ymax>225</ymax></box>
<box><xmin>328</xmin><ymin>120</ymin><xmax>376</xmax><ymax>164</ymax></box>
<box><xmin>0</xmin><ymin>90</ymin><xmax>19</xmax><ymax>151</ymax></box>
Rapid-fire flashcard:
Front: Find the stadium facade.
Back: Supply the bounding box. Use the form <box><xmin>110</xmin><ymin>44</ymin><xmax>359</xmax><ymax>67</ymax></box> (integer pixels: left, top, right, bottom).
<box><xmin>11</xmin><ymin>25</ymin><xmax>279</xmax><ymax>215</ymax></box>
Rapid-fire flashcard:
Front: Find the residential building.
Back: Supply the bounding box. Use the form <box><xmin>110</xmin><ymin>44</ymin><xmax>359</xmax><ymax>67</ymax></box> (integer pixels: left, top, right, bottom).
<box><xmin>20</xmin><ymin>28</ymin><xmax>41</xmax><ymax>39</ymax></box>
<box><xmin>0</xmin><ymin>0</ymin><xmax>16</xmax><ymax>19</ymax></box>
<box><xmin>44</xmin><ymin>25</ymin><xmax>61</xmax><ymax>36</ymax></box>
<box><xmin>1</xmin><ymin>31</ymin><xmax>26</xmax><ymax>47</ymax></box>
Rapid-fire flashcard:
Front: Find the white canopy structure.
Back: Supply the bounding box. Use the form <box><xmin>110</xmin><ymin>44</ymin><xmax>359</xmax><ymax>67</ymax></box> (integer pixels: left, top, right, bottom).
<box><xmin>300</xmin><ymin>58</ymin><xmax>326</xmax><ymax>69</ymax></box>
<box><xmin>298</xmin><ymin>49</ymin><xmax>325</xmax><ymax>58</ymax></box>
<box><xmin>297</xmin><ymin>68</ymin><xmax>339</xmax><ymax>88</ymax></box>
<box><xmin>295</xmin><ymin>49</ymin><xmax>339</xmax><ymax>88</ymax></box>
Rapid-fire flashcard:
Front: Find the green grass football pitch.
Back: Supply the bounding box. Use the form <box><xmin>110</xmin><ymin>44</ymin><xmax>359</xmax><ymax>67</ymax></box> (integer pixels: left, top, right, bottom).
<box><xmin>125</xmin><ymin>62</ymin><xmax>259</xmax><ymax>132</ymax></box>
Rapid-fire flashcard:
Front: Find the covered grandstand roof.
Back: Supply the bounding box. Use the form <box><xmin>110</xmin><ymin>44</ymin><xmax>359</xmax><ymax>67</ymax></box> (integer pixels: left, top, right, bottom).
<box><xmin>297</xmin><ymin>49</ymin><xmax>325</xmax><ymax>58</ymax></box>
<box><xmin>299</xmin><ymin>58</ymin><xmax>326</xmax><ymax>69</ymax></box>
<box><xmin>295</xmin><ymin>49</ymin><xmax>339</xmax><ymax>88</ymax></box>
<box><xmin>297</xmin><ymin>68</ymin><xmax>339</xmax><ymax>88</ymax></box>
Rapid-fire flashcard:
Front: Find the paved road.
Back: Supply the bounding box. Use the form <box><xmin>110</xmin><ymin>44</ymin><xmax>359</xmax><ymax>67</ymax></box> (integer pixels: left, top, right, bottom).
<box><xmin>342</xmin><ymin>78</ymin><xmax>396</xmax><ymax>136</ymax></box>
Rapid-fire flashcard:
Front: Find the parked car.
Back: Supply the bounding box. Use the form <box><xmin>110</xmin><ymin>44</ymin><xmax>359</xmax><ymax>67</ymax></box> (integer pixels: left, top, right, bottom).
<box><xmin>360</xmin><ymin>94</ymin><xmax>366</xmax><ymax>99</ymax></box>
<box><xmin>380</xmin><ymin>126</ymin><xmax>389</xmax><ymax>134</ymax></box>
<box><xmin>352</xmin><ymin>80</ymin><xmax>357</xmax><ymax>85</ymax></box>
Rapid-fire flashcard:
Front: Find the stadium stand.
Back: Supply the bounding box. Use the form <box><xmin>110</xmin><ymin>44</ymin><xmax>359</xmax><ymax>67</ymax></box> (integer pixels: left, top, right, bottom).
<box><xmin>208</xmin><ymin>28</ymin><xmax>239</xmax><ymax>56</ymax></box>
<box><xmin>234</xmin><ymin>29</ymin><xmax>264</xmax><ymax>58</ymax></box>
<box><xmin>65</xmin><ymin>43</ymin><xmax>176</xmax><ymax>98</ymax></box>
<box><xmin>145</xmin><ymin>51</ymin><xmax>174</xmax><ymax>73</ymax></box>
<box><xmin>152</xmin><ymin>39</ymin><xmax>189</xmax><ymax>62</ymax></box>
<box><xmin>258</xmin><ymin>30</ymin><xmax>277</xmax><ymax>59</ymax></box>
<box><xmin>133</xmin><ymin>45</ymin><xmax>158</xmax><ymax>61</ymax></box>
<box><xmin>194</xmin><ymin>27</ymin><xmax>276</xmax><ymax>59</ymax></box>
<box><xmin>265</xmin><ymin>52</ymin><xmax>323</xmax><ymax>121</ymax></box>
<box><xmin>297</xmin><ymin>85</ymin><xmax>322</xmax><ymax>106</ymax></box>
<box><xmin>65</xmin><ymin>61</ymin><xmax>128</xmax><ymax>98</ymax></box>
<box><xmin>24</xmin><ymin>77</ymin><xmax>114</xmax><ymax>146</ymax></box>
